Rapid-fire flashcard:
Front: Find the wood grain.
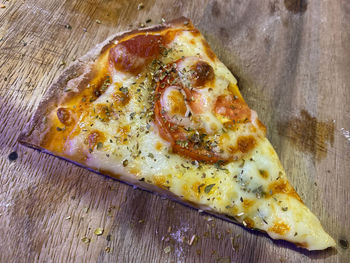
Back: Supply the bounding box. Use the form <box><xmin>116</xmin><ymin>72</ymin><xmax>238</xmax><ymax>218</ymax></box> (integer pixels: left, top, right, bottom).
<box><xmin>1</xmin><ymin>0</ymin><xmax>349</xmax><ymax>262</ymax></box>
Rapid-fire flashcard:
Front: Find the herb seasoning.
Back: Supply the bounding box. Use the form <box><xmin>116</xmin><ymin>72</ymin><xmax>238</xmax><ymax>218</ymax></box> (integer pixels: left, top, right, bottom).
<box><xmin>204</xmin><ymin>184</ymin><xmax>215</xmax><ymax>194</ymax></box>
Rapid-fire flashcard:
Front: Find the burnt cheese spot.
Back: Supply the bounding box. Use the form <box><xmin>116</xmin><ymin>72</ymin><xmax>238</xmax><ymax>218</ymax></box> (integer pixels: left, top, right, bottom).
<box><xmin>94</xmin><ymin>104</ymin><xmax>111</xmax><ymax>122</ymax></box>
<box><xmin>112</xmin><ymin>91</ymin><xmax>130</xmax><ymax>107</ymax></box>
<box><xmin>259</xmin><ymin>170</ymin><xmax>269</xmax><ymax>179</ymax></box>
<box><xmin>268</xmin><ymin>179</ymin><xmax>303</xmax><ymax>203</ymax></box>
<box><xmin>242</xmin><ymin>199</ymin><xmax>255</xmax><ymax>210</ymax></box>
<box><xmin>237</xmin><ymin>136</ymin><xmax>256</xmax><ymax>153</ymax></box>
<box><xmin>223</xmin><ymin>121</ymin><xmax>236</xmax><ymax>130</ymax></box>
<box><xmin>117</xmin><ymin>125</ymin><xmax>130</xmax><ymax>144</ymax></box>
<box><xmin>191</xmin><ymin>61</ymin><xmax>215</xmax><ymax>87</ymax></box>
<box><xmin>109</xmin><ymin>34</ymin><xmax>164</xmax><ymax>75</ymax></box>
<box><xmin>269</xmin><ymin>220</ymin><xmax>290</xmax><ymax>235</ymax></box>
<box><xmin>57</xmin><ymin>107</ymin><xmax>74</xmax><ymax>126</ymax></box>
<box><xmin>166</xmin><ymin>89</ymin><xmax>187</xmax><ymax>116</ymax></box>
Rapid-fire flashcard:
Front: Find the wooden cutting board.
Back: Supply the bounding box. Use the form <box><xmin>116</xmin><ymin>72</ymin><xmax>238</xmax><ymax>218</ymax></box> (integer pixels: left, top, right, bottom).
<box><xmin>1</xmin><ymin>0</ymin><xmax>349</xmax><ymax>262</ymax></box>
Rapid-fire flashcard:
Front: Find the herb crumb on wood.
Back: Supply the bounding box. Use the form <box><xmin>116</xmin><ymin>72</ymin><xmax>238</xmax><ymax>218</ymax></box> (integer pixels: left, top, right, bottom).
<box><xmin>137</xmin><ymin>3</ymin><xmax>144</xmax><ymax>10</ymax></box>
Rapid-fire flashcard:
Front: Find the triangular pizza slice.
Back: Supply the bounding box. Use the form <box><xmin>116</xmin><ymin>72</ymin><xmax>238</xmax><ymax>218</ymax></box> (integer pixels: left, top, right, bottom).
<box><xmin>19</xmin><ymin>17</ymin><xmax>335</xmax><ymax>250</ymax></box>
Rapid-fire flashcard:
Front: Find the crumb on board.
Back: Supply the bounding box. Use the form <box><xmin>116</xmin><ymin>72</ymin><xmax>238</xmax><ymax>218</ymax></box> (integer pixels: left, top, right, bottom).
<box><xmin>81</xmin><ymin>237</ymin><xmax>90</xmax><ymax>244</ymax></box>
<box><xmin>163</xmin><ymin>246</ymin><xmax>171</xmax><ymax>253</ymax></box>
<box><xmin>94</xmin><ymin>227</ymin><xmax>104</xmax><ymax>236</ymax></box>
<box><xmin>137</xmin><ymin>3</ymin><xmax>144</xmax><ymax>10</ymax></box>
<box><xmin>188</xmin><ymin>234</ymin><xmax>197</xmax><ymax>246</ymax></box>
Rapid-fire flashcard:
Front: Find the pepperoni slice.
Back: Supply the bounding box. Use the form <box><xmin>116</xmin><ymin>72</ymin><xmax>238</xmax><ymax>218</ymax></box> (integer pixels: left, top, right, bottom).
<box><xmin>109</xmin><ymin>35</ymin><xmax>164</xmax><ymax>75</ymax></box>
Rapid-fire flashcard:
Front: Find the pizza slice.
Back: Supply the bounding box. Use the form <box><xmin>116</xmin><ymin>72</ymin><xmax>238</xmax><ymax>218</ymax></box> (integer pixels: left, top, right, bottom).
<box><xmin>19</xmin><ymin>17</ymin><xmax>335</xmax><ymax>250</ymax></box>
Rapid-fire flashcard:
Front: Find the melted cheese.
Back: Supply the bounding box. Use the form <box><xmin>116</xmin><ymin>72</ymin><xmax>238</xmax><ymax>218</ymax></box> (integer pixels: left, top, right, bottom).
<box><xmin>44</xmin><ymin>24</ymin><xmax>335</xmax><ymax>250</ymax></box>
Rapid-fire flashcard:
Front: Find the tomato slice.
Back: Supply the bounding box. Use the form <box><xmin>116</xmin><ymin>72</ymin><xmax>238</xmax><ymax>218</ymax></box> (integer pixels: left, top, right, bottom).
<box><xmin>214</xmin><ymin>94</ymin><xmax>251</xmax><ymax>122</ymax></box>
<box><xmin>153</xmin><ymin>58</ymin><xmax>254</xmax><ymax>163</ymax></box>
<box><xmin>154</xmin><ymin>105</ymin><xmax>224</xmax><ymax>163</ymax></box>
<box><xmin>154</xmin><ymin>61</ymin><xmax>225</xmax><ymax>163</ymax></box>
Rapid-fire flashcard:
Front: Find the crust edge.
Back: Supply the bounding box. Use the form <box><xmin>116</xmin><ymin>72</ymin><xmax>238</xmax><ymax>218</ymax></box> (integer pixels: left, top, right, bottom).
<box><xmin>19</xmin><ymin>140</ymin><xmax>333</xmax><ymax>252</ymax></box>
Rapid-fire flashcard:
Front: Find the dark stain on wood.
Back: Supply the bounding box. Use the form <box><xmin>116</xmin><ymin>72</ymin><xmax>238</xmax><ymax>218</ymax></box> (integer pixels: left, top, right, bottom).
<box><xmin>284</xmin><ymin>0</ymin><xmax>307</xmax><ymax>14</ymax></box>
<box><xmin>272</xmin><ymin>11</ymin><xmax>305</xmax><ymax>131</ymax></box>
<box><xmin>277</xmin><ymin>110</ymin><xmax>334</xmax><ymax>161</ymax></box>
<box><xmin>339</xmin><ymin>239</ymin><xmax>349</xmax><ymax>249</ymax></box>
<box><xmin>211</xmin><ymin>1</ymin><xmax>221</xmax><ymax>17</ymax></box>
<box><xmin>8</xmin><ymin>151</ymin><xmax>18</xmax><ymax>161</ymax></box>
<box><xmin>199</xmin><ymin>0</ymin><xmax>259</xmax><ymax>50</ymax></box>
<box><xmin>219</xmin><ymin>27</ymin><xmax>229</xmax><ymax>40</ymax></box>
